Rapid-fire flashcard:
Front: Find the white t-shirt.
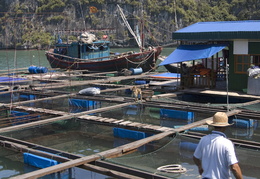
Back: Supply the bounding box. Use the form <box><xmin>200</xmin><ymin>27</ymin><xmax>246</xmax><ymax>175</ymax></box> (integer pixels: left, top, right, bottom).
<box><xmin>193</xmin><ymin>131</ymin><xmax>238</xmax><ymax>179</ymax></box>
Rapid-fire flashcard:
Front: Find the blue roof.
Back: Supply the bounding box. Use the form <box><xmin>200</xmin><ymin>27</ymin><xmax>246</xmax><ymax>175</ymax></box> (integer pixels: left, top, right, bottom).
<box><xmin>159</xmin><ymin>44</ymin><xmax>227</xmax><ymax>65</ymax></box>
<box><xmin>176</xmin><ymin>20</ymin><xmax>260</xmax><ymax>33</ymax></box>
<box><xmin>173</xmin><ymin>20</ymin><xmax>260</xmax><ymax>40</ymax></box>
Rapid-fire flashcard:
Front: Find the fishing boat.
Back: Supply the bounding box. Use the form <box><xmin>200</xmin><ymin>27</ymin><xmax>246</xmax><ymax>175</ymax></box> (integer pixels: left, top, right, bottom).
<box><xmin>45</xmin><ymin>33</ymin><xmax>162</xmax><ymax>72</ymax></box>
<box><xmin>45</xmin><ymin>5</ymin><xmax>162</xmax><ymax>72</ymax></box>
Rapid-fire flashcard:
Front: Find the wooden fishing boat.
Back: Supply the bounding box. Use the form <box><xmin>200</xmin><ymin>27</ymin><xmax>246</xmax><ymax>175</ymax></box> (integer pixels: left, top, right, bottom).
<box><xmin>45</xmin><ymin>36</ymin><xmax>162</xmax><ymax>72</ymax></box>
<box><xmin>46</xmin><ymin>5</ymin><xmax>162</xmax><ymax>72</ymax></box>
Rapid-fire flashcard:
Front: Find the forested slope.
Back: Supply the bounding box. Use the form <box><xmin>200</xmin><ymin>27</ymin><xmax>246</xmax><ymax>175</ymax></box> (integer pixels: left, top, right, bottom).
<box><xmin>0</xmin><ymin>0</ymin><xmax>259</xmax><ymax>49</ymax></box>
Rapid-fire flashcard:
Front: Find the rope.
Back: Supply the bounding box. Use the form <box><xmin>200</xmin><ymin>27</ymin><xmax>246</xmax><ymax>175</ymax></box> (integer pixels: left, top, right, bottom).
<box><xmin>124</xmin><ymin>50</ymin><xmax>155</xmax><ymax>65</ymax></box>
<box><xmin>95</xmin><ymin>153</ymin><xmax>106</xmax><ymax>160</ymax></box>
<box><xmin>107</xmin><ymin>135</ymin><xmax>177</xmax><ymax>161</ymax></box>
<box><xmin>117</xmin><ymin>5</ymin><xmax>142</xmax><ymax>49</ymax></box>
<box><xmin>157</xmin><ymin>164</ymin><xmax>187</xmax><ymax>173</ymax></box>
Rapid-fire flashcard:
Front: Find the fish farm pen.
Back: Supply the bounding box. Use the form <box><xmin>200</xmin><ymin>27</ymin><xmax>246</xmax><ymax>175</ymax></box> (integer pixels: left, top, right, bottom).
<box><xmin>0</xmin><ymin>67</ymin><xmax>260</xmax><ymax>179</ymax></box>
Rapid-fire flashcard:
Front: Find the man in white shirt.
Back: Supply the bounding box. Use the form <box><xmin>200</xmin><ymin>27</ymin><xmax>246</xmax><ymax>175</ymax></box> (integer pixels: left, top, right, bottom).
<box><xmin>193</xmin><ymin>112</ymin><xmax>243</xmax><ymax>179</ymax></box>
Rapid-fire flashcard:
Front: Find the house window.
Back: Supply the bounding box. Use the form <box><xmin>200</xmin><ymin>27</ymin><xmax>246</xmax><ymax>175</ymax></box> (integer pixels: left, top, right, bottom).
<box><xmin>234</xmin><ymin>55</ymin><xmax>260</xmax><ymax>74</ymax></box>
<box><xmin>253</xmin><ymin>55</ymin><xmax>260</xmax><ymax>66</ymax></box>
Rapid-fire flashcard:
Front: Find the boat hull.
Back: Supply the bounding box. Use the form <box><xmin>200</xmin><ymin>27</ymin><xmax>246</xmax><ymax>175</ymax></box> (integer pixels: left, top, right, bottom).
<box><xmin>46</xmin><ymin>47</ymin><xmax>162</xmax><ymax>72</ymax></box>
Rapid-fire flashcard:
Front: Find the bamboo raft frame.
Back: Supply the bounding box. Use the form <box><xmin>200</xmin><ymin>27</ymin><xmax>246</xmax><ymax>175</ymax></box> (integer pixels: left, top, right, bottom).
<box><xmin>0</xmin><ymin>68</ymin><xmax>259</xmax><ymax>178</ymax></box>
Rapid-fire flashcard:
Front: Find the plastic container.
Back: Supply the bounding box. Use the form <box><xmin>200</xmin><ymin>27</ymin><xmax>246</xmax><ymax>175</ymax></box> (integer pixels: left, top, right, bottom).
<box><xmin>36</xmin><ymin>66</ymin><xmax>48</xmax><ymax>73</ymax></box>
<box><xmin>28</xmin><ymin>66</ymin><xmax>37</xmax><ymax>74</ymax></box>
<box><xmin>135</xmin><ymin>80</ymin><xmax>148</xmax><ymax>85</ymax></box>
<box><xmin>233</xmin><ymin>119</ymin><xmax>255</xmax><ymax>128</ymax></box>
<box><xmin>23</xmin><ymin>153</ymin><xmax>58</xmax><ymax>168</ymax></box>
<box><xmin>130</xmin><ymin>67</ymin><xmax>143</xmax><ymax>75</ymax></box>
<box><xmin>28</xmin><ymin>66</ymin><xmax>48</xmax><ymax>74</ymax></box>
<box><xmin>160</xmin><ymin>109</ymin><xmax>194</xmax><ymax>120</ymax></box>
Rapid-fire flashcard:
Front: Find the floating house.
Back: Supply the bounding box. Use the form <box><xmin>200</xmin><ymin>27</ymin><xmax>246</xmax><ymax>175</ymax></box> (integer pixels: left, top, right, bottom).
<box><xmin>160</xmin><ymin>20</ymin><xmax>260</xmax><ymax>94</ymax></box>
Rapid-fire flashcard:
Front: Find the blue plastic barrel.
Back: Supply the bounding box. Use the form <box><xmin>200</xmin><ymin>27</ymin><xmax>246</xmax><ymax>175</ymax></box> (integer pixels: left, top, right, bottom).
<box><xmin>28</xmin><ymin>66</ymin><xmax>48</xmax><ymax>74</ymax></box>
<box><xmin>37</xmin><ymin>66</ymin><xmax>48</xmax><ymax>73</ymax></box>
<box><xmin>130</xmin><ymin>67</ymin><xmax>143</xmax><ymax>75</ymax></box>
<box><xmin>28</xmin><ymin>66</ymin><xmax>37</xmax><ymax>74</ymax></box>
<box><xmin>135</xmin><ymin>80</ymin><xmax>148</xmax><ymax>85</ymax></box>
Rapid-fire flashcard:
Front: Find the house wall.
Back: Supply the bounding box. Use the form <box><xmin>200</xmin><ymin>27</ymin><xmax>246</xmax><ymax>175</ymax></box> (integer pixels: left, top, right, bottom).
<box><xmin>229</xmin><ymin>42</ymin><xmax>247</xmax><ymax>91</ymax></box>
<box><xmin>229</xmin><ymin>42</ymin><xmax>260</xmax><ymax>91</ymax></box>
<box><xmin>249</xmin><ymin>42</ymin><xmax>260</xmax><ymax>54</ymax></box>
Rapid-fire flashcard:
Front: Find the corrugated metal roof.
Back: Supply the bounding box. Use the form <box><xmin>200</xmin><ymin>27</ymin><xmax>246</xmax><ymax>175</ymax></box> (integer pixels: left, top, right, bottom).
<box><xmin>173</xmin><ymin>20</ymin><xmax>260</xmax><ymax>40</ymax></box>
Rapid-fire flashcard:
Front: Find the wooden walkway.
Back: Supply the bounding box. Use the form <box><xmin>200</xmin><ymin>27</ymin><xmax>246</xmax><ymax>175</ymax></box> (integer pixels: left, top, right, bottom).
<box><xmin>0</xmin><ymin>101</ymin><xmax>185</xmax><ymax>134</ymax></box>
<box><xmin>0</xmin><ymin>68</ymin><xmax>258</xmax><ymax>178</ymax></box>
<box><xmin>9</xmin><ymin>110</ymin><xmax>240</xmax><ymax>179</ymax></box>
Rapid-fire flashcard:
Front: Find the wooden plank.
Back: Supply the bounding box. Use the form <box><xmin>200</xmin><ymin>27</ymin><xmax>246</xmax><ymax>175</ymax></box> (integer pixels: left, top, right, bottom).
<box><xmin>10</xmin><ymin>110</ymin><xmax>240</xmax><ymax>179</ymax></box>
<box><xmin>174</xmin><ymin>110</ymin><xmax>241</xmax><ymax>133</ymax></box>
<box><xmin>1</xmin><ymin>141</ymin><xmax>142</xmax><ymax>179</ymax></box>
<box><xmin>112</xmin><ymin>119</ymin><xmax>124</xmax><ymax>124</ymax></box>
<box><xmin>231</xmin><ymin>99</ymin><xmax>260</xmax><ymax>108</ymax></box>
<box><xmin>0</xmin><ymin>102</ymin><xmax>136</xmax><ymax>134</ymax></box>
<box><xmin>32</xmin><ymin>73</ymin><xmax>158</xmax><ymax>90</ymax></box>
<box><xmin>104</xmin><ymin>118</ymin><xmax>117</xmax><ymax>123</ymax></box>
<box><xmin>94</xmin><ymin>117</ymin><xmax>106</xmax><ymax>121</ymax></box>
<box><xmin>119</xmin><ymin>121</ymin><xmax>132</xmax><ymax>125</ymax></box>
<box><xmin>141</xmin><ymin>125</ymin><xmax>154</xmax><ymax>130</ymax></box>
<box><xmin>0</xmin><ymin>134</ymin><xmax>167</xmax><ymax>179</ymax></box>
<box><xmin>151</xmin><ymin>92</ymin><xmax>183</xmax><ymax>99</ymax></box>
<box><xmin>97</xmin><ymin>117</ymin><xmax>108</xmax><ymax>121</ymax></box>
<box><xmin>10</xmin><ymin>130</ymin><xmax>175</xmax><ymax>179</ymax></box>
<box><xmin>101</xmin><ymin>84</ymin><xmax>149</xmax><ymax>93</ymax></box>
<box><xmin>135</xmin><ymin>124</ymin><xmax>147</xmax><ymax>128</ymax></box>
<box><xmin>149</xmin><ymin>79</ymin><xmax>179</xmax><ymax>86</ymax></box>
<box><xmin>157</xmin><ymin>127</ymin><xmax>172</xmax><ymax>132</ymax></box>
<box><xmin>80</xmin><ymin>115</ymin><xmax>97</xmax><ymax>119</ymax></box>
<box><xmin>12</xmin><ymin>94</ymin><xmax>76</xmax><ymax>105</ymax></box>
<box><xmin>127</xmin><ymin>122</ymin><xmax>142</xmax><ymax>127</ymax></box>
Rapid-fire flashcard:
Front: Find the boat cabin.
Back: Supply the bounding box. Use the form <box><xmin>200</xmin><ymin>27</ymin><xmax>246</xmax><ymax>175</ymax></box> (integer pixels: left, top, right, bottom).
<box><xmin>54</xmin><ymin>40</ymin><xmax>110</xmax><ymax>61</ymax></box>
<box><xmin>161</xmin><ymin>20</ymin><xmax>260</xmax><ymax>94</ymax></box>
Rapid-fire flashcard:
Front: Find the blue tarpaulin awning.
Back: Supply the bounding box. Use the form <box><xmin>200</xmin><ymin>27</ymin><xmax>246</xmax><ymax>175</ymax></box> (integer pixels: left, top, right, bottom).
<box><xmin>159</xmin><ymin>44</ymin><xmax>227</xmax><ymax>66</ymax></box>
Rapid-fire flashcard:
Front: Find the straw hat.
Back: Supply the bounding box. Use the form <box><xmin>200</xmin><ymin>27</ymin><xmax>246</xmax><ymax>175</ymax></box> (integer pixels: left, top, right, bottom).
<box><xmin>206</xmin><ymin>112</ymin><xmax>233</xmax><ymax>127</ymax></box>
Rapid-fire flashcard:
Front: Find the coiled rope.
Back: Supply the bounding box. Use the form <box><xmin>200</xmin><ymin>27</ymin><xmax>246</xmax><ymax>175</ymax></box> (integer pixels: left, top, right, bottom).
<box><xmin>157</xmin><ymin>164</ymin><xmax>187</xmax><ymax>173</ymax></box>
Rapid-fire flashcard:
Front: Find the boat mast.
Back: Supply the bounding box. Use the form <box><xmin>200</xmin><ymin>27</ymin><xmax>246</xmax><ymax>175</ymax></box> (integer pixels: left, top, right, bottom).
<box><xmin>140</xmin><ymin>1</ymin><xmax>145</xmax><ymax>51</ymax></box>
<box><xmin>117</xmin><ymin>4</ymin><xmax>142</xmax><ymax>50</ymax></box>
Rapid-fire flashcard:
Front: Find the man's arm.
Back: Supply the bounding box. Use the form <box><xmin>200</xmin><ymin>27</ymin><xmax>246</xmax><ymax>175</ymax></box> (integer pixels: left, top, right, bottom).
<box><xmin>193</xmin><ymin>156</ymin><xmax>203</xmax><ymax>175</ymax></box>
<box><xmin>230</xmin><ymin>163</ymin><xmax>243</xmax><ymax>179</ymax></box>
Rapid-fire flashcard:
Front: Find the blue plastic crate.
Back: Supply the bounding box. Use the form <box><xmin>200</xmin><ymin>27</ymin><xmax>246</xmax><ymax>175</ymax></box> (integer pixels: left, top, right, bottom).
<box><xmin>69</xmin><ymin>99</ymin><xmax>97</xmax><ymax>108</ymax></box>
<box><xmin>113</xmin><ymin>128</ymin><xmax>149</xmax><ymax>140</ymax></box>
<box><xmin>233</xmin><ymin>119</ymin><xmax>255</xmax><ymax>128</ymax></box>
<box><xmin>160</xmin><ymin>109</ymin><xmax>194</xmax><ymax>120</ymax></box>
<box><xmin>23</xmin><ymin>153</ymin><xmax>58</xmax><ymax>169</ymax></box>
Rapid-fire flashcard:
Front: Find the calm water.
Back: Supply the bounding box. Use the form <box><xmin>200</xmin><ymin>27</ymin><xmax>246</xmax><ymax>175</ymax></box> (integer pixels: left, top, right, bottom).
<box><xmin>0</xmin><ymin>47</ymin><xmax>174</xmax><ymax>71</ymax></box>
<box><xmin>0</xmin><ymin>48</ymin><xmax>260</xmax><ymax>178</ymax></box>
